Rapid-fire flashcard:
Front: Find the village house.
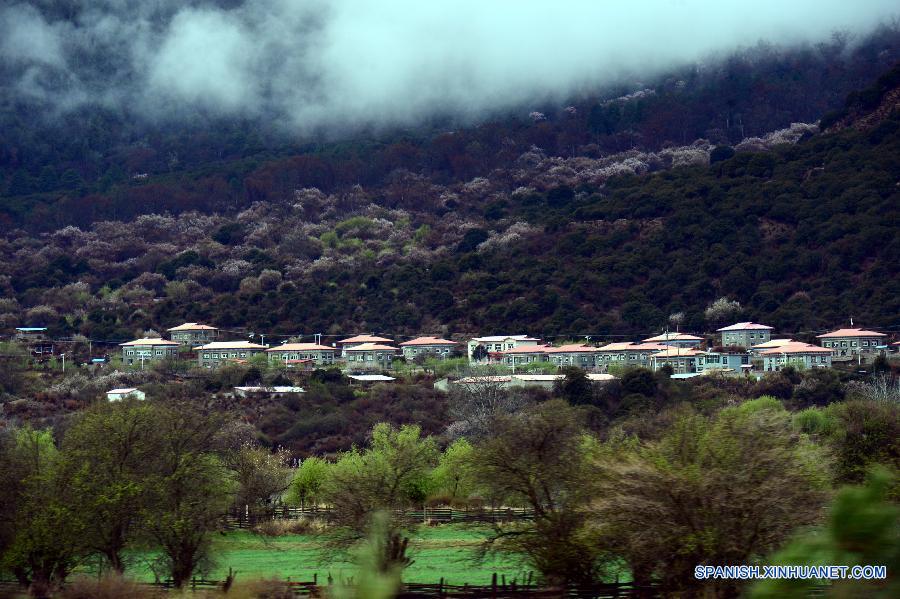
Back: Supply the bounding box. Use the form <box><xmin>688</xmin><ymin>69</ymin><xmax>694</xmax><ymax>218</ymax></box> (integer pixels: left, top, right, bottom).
<box><xmin>816</xmin><ymin>328</ymin><xmax>887</xmax><ymax>358</ymax></box>
<box><xmin>166</xmin><ymin>322</ymin><xmax>219</xmax><ymax>346</ymax></box>
<box><xmin>337</xmin><ymin>334</ymin><xmax>395</xmax><ymax>356</ymax></box>
<box><xmin>195</xmin><ymin>340</ymin><xmax>267</xmax><ymax>368</ymax></box>
<box><xmin>642</xmin><ymin>332</ymin><xmax>704</xmax><ymax>347</ymax></box>
<box><xmin>649</xmin><ymin>347</ymin><xmax>707</xmax><ymax>374</ymax></box>
<box><xmin>14</xmin><ymin>327</ymin><xmax>48</xmax><ymax>343</ymax></box>
<box><xmin>545</xmin><ymin>344</ymin><xmax>602</xmax><ymax>369</ymax></box>
<box><xmin>467</xmin><ymin>335</ymin><xmax>541</xmax><ymax>362</ymax></box>
<box><xmin>749</xmin><ymin>338</ymin><xmax>795</xmax><ymax>354</ymax></box>
<box><xmin>698</xmin><ymin>350</ymin><xmax>752</xmax><ymax>374</ymax></box>
<box><xmin>595</xmin><ymin>342</ymin><xmax>669</xmax><ymax>369</ymax></box>
<box><xmin>265</xmin><ymin>343</ymin><xmax>337</xmax><ymax>367</ymax></box>
<box><xmin>399</xmin><ymin>336</ymin><xmax>459</xmax><ymax>360</ymax></box>
<box><xmin>717</xmin><ymin>322</ymin><xmax>774</xmax><ymax>348</ymax></box>
<box><xmin>120</xmin><ymin>338</ymin><xmax>180</xmax><ymax>366</ymax></box>
<box><xmin>760</xmin><ymin>342</ymin><xmax>833</xmax><ymax>371</ymax></box>
<box><xmin>495</xmin><ymin>344</ymin><xmax>551</xmax><ymax>366</ymax></box>
<box><xmin>344</xmin><ymin>342</ymin><xmax>398</xmax><ymax>370</ymax></box>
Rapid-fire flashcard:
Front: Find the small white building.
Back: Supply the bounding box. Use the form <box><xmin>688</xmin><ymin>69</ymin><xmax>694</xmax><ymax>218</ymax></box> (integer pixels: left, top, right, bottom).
<box><xmin>167</xmin><ymin>322</ymin><xmax>218</xmax><ymax>346</ymax></box>
<box><xmin>234</xmin><ymin>386</ymin><xmax>305</xmax><ymax>398</ymax></box>
<box><xmin>107</xmin><ymin>388</ymin><xmax>145</xmax><ymax>401</ymax></box>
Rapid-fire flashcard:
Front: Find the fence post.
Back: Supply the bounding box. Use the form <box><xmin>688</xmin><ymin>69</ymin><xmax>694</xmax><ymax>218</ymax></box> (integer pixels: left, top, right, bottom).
<box><xmin>491</xmin><ymin>572</ymin><xmax>497</xmax><ymax>598</ymax></box>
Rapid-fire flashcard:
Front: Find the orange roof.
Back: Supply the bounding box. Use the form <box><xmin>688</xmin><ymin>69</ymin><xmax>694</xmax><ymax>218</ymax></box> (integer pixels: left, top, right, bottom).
<box><xmin>400</xmin><ymin>336</ymin><xmax>458</xmax><ymax>346</ymax></box>
<box><xmin>344</xmin><ymin>343</ymin><xmax>398</xmax><ymax>352</ymax></box>
<box><xmin>642</xmin><ymin>332</ymin><xmax>704</xmax><ymax>342</ymax></box>
<box><xmin>816</xmin><ymin>328</ymin><xmax>885</xmax><ymax>338</ymax></box>
<box><xmin>545</xmin><ymin>344</ymin><xmax>600</xmax><ymax>353</ymax></box>
<box><xmin>339</xmin><ymin>334</ymin><xmax>394</xmax><ymax>344</ymax></box>
<box><xmin>717</xmin><ymin>322</ymin><xmax>773</xmax><ymax>331</ymax></box>
<box><xmin>596</xmin><ymin>342</ymin><xmax>638</xmax><ymax>351</ymax></box>
<box><xmin>167</xmin><ymin>322</ymin><xmax>217</xmax><ymax>331</ymax></box>
<box><xmin>266</xmin><ymin>343</ymin><xmax>335</xmax><ymax>352</ymax></box>
<box><xmin>760</xmin><ymin>342</ymin><xmax>833</xmax><ymax>355</ymax></box>
<box><xmin>120</xmin><ymin>338</ymin><xmax>180</xmax><ymax>347</ymax></box>
<box><xmin>750</xmin><ymin>338</ymin><xmax>794</xmax><ymax>349</ymax></box>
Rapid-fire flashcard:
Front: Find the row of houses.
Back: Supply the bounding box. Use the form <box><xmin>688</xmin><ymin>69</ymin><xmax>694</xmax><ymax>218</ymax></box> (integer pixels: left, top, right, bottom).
<box><xmin>109</xmin><ymin>321</ymin><xmax>894</xmax><ymax>375</ymax></box>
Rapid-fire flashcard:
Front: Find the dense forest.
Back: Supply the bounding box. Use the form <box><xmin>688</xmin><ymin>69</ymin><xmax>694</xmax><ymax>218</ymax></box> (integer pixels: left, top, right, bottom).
<box><xmin>1</xmin><ymin>29</ymin><xmax>899</xmax><ymax>341</ymax></box>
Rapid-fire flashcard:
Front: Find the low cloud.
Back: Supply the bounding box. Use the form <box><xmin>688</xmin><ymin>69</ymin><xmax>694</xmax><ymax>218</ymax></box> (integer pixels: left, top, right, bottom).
<box><xmin>1</xmin><ymin>1</ymin><xmax>897</xmax><ymax>130</ymax></box>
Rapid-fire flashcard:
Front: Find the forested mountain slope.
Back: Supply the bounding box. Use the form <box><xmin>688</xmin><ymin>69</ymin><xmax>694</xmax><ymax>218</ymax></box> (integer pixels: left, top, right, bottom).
<box><xmin>0</xmin><ymin>54</ymin><xmax>898</xmax><ymax>342</ymax></box>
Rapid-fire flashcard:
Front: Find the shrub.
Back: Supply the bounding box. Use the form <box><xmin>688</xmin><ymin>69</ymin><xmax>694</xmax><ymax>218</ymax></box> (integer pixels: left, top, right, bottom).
<box><xmin>59</xmin><ymin>576</ymin><xmax>159</xmax><ymax>599</ymax></box>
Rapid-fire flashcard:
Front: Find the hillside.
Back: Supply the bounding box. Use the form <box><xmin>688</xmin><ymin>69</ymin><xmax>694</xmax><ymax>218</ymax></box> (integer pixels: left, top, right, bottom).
<box><xmin>0</xmin><ymin>57</ymin><xmax>899</xmax><ymax>342</ymax></box>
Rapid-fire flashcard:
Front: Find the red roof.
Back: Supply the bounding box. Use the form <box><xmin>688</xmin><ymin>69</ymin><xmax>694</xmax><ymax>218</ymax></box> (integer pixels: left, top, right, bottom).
<box><xmin>760</xmin><ymin>342</ymin><xmax>833</xmax><ymax>355</ymax></box>
<box><xmin>816</xmin><ymin>328</ymin><xmax>885</xmax><ymax>338</ymax></box>
<box><xmin>400</xmin><ymin>336</ymin><xmax>458</xmax><ymax>346</ymax></box>
<box><xmin>339</xmin><ymin>334</ymin><xmax>394</xmax><ymax>344</ymax></box>
<box><xmin>344</xmin><ymin>343</ymin><xmax>398</xmax><ymax>352</ymax></box>
<box><xmin>545</xmin><ymin>344</ymin><xmax>600</xmax><ymax>353</ymax></box>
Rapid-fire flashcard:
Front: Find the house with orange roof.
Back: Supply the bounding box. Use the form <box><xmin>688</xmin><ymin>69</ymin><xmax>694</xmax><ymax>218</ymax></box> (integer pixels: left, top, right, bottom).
<box><xmin>195</xmin><ymin>341</ymin><xmax>268</xmax><ymax>368</ymax></box>
<box><xmin>266</xmin><ymin>342</ymin><xmax>336</xmax><ymax>367</ymax></box>
<box><xmin>399</xmin><ymin>336</ymin><xmax>459</xmax><ymax>361</ymax></box>
<box><xmin>717</xmin><ymin>322</ymin><xmax>773</xmax><ymax>348</ymax></box>
<box><xmin>337</xmin><ymin>334</ymin><xmax>395</xmax><ymax>356</ymax></box>
<box><xmin>648</xmin><ymin>347</ymin><xmax>706</xmax><ymax>374</ymax></box>
<box><xmin>166</xmin><ymin>322</ymin><xmax>218</xmax><ymax>345</ymax></box>
<box><xmin>344</xmin><ymin>342</ymin><xmax>398</xmax><ymax>370</ymax></box>
<box><xmin>816</xmin><ymin>328</ymin><xmax>886</xmax><ymax>358</ymax></box>
<box><xmin>760</xmin><ymin>342</ymin><xmax>833</xmax><ymax>371</ymax></box>
<box><xmin>641</xmin><ymin>332</ymin><xmax>704</xmax><ymax>348</ymax></box>
<box><xmin>749</xmin><ymin>338</ymin><xmax>795</xmax><ymax>354</ymax></box>
<box><xmin>120</xmin><ymin>338</ymin><xmax>180</xmax><ymax>366</ymax></box>
<box><xmin>545</xmin><ymin>344</ymin><xmax>602</xmax><ymax>369</ymax></box>
<box><xmin>495</xmin><ymin>344</ymin><xmax>551</xmax><ymax>366</ymax></box>
<box><xmin>595</xmin><ymin>342</ymin><xmax>669</xmax><ymax>370</ymax></box>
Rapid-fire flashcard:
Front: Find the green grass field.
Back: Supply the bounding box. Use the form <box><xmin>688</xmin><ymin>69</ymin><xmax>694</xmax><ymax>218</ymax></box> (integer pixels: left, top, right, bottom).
<box><xmin>112</xmin><ymin>525</ymin><xmax>530</xmax><ymax>586</ymax></box>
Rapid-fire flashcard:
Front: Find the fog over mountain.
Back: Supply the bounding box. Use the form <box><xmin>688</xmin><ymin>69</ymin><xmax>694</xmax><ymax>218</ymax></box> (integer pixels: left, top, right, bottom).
<box><xmin>1</xmin><ymin>0</ymin><xmax>897</xmax><ymax>131</ymax></box>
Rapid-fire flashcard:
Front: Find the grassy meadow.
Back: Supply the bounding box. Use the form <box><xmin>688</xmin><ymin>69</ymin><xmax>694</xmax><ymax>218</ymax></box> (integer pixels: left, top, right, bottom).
<box><xmin>93</xmin><ymin>525</ymin><xmax>531</xmax><ymax>586</ymax></box>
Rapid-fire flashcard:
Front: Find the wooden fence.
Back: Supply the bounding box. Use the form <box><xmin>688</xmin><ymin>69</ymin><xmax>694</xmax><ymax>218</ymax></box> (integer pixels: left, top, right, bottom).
<box><xmin>225</xmin><ymin>506</ymin><xmax>536</xmax><ymax>529</ymax></box>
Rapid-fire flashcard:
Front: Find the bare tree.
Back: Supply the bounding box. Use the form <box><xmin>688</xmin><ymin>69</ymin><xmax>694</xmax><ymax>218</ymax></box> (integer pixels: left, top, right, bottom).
<box><xmin>846</xmin><ymin>374</ymin><xmax>900</xmax><ymax>403</ymax></box>
<box><xmin>447</xmin><ymin>367</ymin><xmax>531</xmax><ymax>440</ymax></box>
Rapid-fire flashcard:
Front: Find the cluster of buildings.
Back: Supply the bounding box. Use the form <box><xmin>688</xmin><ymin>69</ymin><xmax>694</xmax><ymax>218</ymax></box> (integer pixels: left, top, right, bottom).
<box><xmin>110</xmin><ymin>321</ymin><xmax>894</xmax><ymax>376</ymax></box>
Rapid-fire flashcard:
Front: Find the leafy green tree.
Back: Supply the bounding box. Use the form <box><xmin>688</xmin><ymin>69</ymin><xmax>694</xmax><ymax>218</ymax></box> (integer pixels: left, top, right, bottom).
<box><xmin>554</xmin><ymin>367</ymin><xmax>594</xmax><ymax>405</ymax></box>
<box><xmin>323</xmin><ymin>423</ymin><xmax>439</xmax><ymax>572</ymax></box>
<box><xmin>60</xmin><ymin>400</ymin><xmax>158</xmax><ymax>573</ymax></box>
<box><xmin>226</xmin><ymin>444</ymin><xmax>292</xmax><ymax>515</ymax></box>
<box><xmin>470</xmin><ymin>400</ymin><xmax>602</xmax><ymax>585</ymax></box>
<box><xmin>286</xmin><ymin>457</ymin><xmax>331</xmax><ymax>509</ymax></box>
<box><xmin>1</xmin><ymin>428</ymin><xmax>87</xmax><ymax>598</ymax></box>
<box><xmin>428</xmin><ymin>438</ymin><xmax>477</xmax><ymax>504</ymax></box>
<box><xmin>593</xmin><ymin>398</ymin><xmax>831</xmax><ymax>596</ymax></box>
<box><xmin>752</xmin><ymin>467</ymin><xmax>900</xmax><ymax>599</ymax></box>
<box><xmin>140</xmin><ymin>403</ymin><xmax>236</xmax><ymax>588</ymax></box>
